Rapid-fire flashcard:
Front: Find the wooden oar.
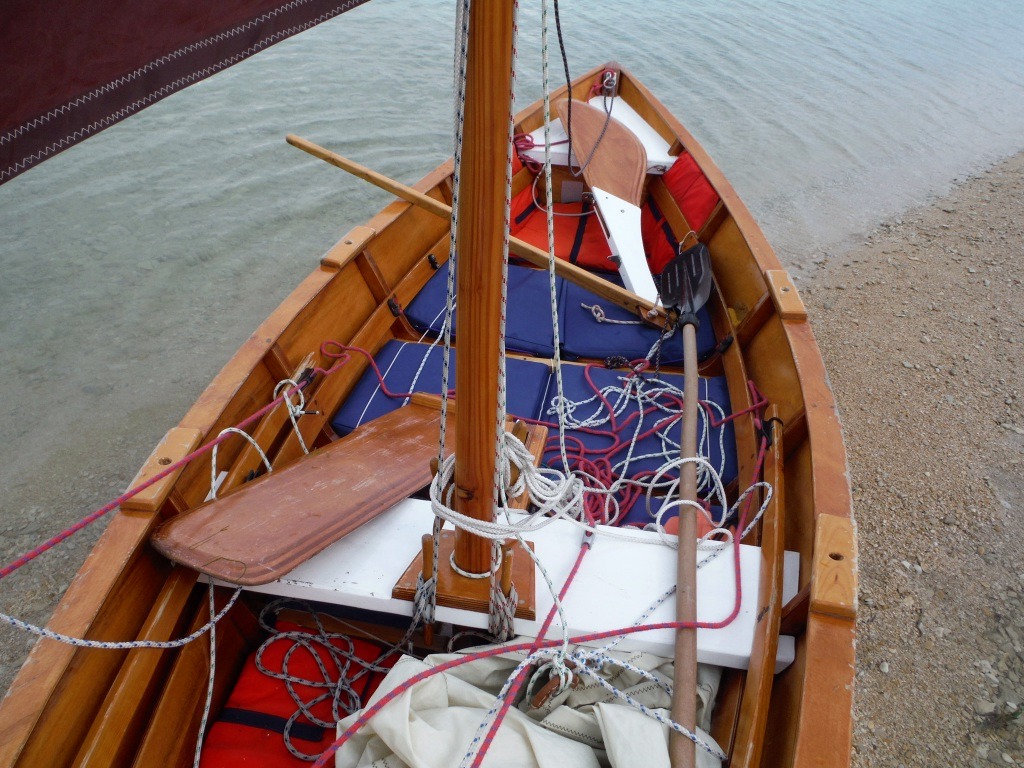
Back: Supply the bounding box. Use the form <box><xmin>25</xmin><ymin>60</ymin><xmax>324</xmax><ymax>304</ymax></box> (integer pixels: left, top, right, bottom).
<box><xmin>285</xmin><ymin>134</ymin><xmax>667</xmax><ymax>327</ymax></box>
<box><xmin>659</xmin><ymin>242</ymin><xmax>714</xmax><ymax>768</ymax></box>
<box><xmin>554</xmin><ymin>100</ymin><xmax>659</xmax><ymax>304</ymax></box>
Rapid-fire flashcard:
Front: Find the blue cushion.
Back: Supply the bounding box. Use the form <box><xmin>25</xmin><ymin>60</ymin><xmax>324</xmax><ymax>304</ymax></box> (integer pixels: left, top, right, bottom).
<box><xmin>540</xmin><ymin>363</ymin><xmax>737</xmax><ymax>490</ymax></box>
<box><xmin>331</xmin><ymin>340</ymin><xmax>554</xmax><ymax>436</ymax></box>
<box><xmin>403</xmin><ymin>261</ymin><xmax>560</xmax><ymax>357</ymax></box>
<box><xmin>560</xmin><ymin>276</ymin><xmax>717</xmax><ymax>363</ymax></box>
<box><xmin>618</xmin><ymin>495</ymin><xmax>726</xmax><ymax>529</ymax></box>
<box><xmin>405</xmin><ymin>262</ymin><xmax>719</xmax><ymax>366</ymax></box>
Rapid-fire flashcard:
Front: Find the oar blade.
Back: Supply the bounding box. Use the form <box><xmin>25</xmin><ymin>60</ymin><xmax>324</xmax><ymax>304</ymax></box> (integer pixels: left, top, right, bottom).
<box><xmin>659</xmin><ymin>242</ymin><xmax>712</xmax><ymax>316</ymax></box>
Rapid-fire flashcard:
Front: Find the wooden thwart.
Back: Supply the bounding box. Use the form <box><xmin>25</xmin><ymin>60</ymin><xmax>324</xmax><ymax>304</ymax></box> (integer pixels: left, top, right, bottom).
<box><xmin>152</xmin><ymin>400</ymin><xmax>453</xmax><ymax>586</ymax></box>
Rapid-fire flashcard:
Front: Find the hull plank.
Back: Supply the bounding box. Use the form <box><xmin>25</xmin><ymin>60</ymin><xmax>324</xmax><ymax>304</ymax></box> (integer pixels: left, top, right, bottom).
<box><xmin>131</xmin><ymin>593</ymin><xmax>260</xmax><ymax>768</ymax></box>
<box><xmin>72</xmin><ymin>567</ymin><xmax>200</xmax><ymax>768</ymax></box>
<box><xmin>731</xmin><ymin>406</ymin><xmax>786</xmax><ymax>767</ymax></box>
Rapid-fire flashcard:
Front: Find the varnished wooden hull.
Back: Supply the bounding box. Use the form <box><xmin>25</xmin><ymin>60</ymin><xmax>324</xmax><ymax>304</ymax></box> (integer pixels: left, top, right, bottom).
<box><xmin>0</xmin><ymin>65</ymin><xmax>855</xmax><ymax>767</ymax></box>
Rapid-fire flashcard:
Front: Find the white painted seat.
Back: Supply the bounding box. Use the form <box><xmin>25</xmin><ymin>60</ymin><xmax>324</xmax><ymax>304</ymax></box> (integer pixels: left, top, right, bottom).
<box><xmin>227</xmin><ymin>498</ymin><xmax>800</xmax><ymax>672</ymax></box>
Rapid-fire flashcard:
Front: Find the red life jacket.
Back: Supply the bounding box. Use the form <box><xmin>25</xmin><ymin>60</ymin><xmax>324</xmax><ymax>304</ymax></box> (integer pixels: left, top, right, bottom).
<box><xmin>200</xmin><ymin>620</ymin><xmax>396</xmax><ymax>767</ymax></box>
<box><xmin>642</xmin><ymin>153</ymin><xmax>720</xmax><ymax>275</ymax></box>
<box><xmin>510</xmin><ymin>184</ymin><xmax>615</xmax><ymax>273</ymax></box>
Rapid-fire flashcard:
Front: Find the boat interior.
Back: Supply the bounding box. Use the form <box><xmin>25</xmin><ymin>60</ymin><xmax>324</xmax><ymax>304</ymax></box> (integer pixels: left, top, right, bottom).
<box><xmin>0</xmin><ymin>65</ymin><xmax>855</xmax><ymax>768</ymax></box>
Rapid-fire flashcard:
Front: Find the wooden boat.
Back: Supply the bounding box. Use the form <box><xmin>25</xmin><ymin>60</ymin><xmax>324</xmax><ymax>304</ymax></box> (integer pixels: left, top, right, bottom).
<box><xmin>0</xmin><ymin>5</ymin><xmax>856</xmax><ymax>766</ymax></box>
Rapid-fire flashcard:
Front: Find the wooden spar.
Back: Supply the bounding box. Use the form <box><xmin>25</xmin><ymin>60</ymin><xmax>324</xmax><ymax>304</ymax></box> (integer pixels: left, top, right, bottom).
<box><xmin>452</xmin><ymin>0</ymin><xmax>515</xmax><ymax>574</ymax></box>
<box><xmin>284</xmin><ymin>134</ymin><xmax>668</xmax><ymax>326</ymax></box>
<box><xmin>669</xmin><ymin>322</ymin><xmax>700</xmax><ymax>768</ymax></box>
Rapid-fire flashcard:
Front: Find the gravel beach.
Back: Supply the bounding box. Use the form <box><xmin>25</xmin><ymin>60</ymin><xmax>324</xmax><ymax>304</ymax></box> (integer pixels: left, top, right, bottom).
<box><xmin>804</xmin><ymin>152</ymin><xmax>1024</xmax><ymax>766</ymax></box>
<box><xmin>2</xmin><ymin>151</ymin><xmax>1022</xmax><ymax>764</ymax></box>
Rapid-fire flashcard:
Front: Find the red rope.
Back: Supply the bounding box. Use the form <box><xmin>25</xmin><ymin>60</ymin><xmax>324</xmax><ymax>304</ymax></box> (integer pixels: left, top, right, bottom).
<box><xmin>320</xmin><ymin>341</ymin><xmax>455</xmax><ymax>402</ymax></box>
<box><xmin>469</xmin><ymin>540</ymin><xmax>592</xmax><ymax>768</ymax></box>
<box><xmin>527</xmin><ymin>362</ymin><xmax>754</xmax><ymax>527</ymax></box>
<box><xmin>589</xmin><ymin>68</ymin><xmax>618</xmax><ymax>97</ymax></box>
<box><xmin>512</xmin><ymin>133</ymin><xmax>569</xmax><ymax>174</ymax></box>
<box><xmin>701</xmin><ymin>380</ymin><xmax>769</xmax><ymax>428</ymax></box>
<box><xmin>311</xmin><ymin>397</ymin><xmax>773</xmax><ymax>767</ymax></box>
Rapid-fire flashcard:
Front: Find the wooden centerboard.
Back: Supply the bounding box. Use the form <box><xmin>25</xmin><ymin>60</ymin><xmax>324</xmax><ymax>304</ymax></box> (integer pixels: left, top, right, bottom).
<box><xmin>556</xmin><ymin>99</ymin><xmax>647</xmax><ymax>206</ymax></box>
<box><xmin>151</xmin><ymin>401</ymin><xmax>453</xmax><ymax>585</ymax></box>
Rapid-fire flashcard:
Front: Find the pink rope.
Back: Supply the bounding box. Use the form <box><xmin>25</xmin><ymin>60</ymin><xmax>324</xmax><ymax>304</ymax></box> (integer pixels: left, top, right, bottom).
<box><xmin>312</xmin><ymin>418</ymin><xmax>773</xmax><ymax>767</ymax></box>
<box><xmin>469</xmin><ymin>540</ymin><xmax>591</xmax><ymax>768</ymax></box>
<box><xmin>0</xmin><ymin>351</ymin><xmax>349</xmax><ymax>581</ymax></box>
<box><xmin>320</xmin><ymin>341</ymin><xmax>455</xmax><ymax>401</ymax></box>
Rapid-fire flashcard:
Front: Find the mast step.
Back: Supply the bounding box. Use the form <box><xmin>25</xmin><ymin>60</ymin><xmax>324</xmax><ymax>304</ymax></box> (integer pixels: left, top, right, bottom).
<box><xmin>392</xmin><ymin>530</ymin><xmax>537</xmax><ymax>620</ymax></box>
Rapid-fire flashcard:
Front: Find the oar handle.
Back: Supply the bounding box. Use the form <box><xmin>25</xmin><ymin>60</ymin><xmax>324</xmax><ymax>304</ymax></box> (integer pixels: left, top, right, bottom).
<box><xmin>669</xmin><ymin>321</ymin><xmax>699</xmax><ymax>768</ymax></box>
<box><xmin>285</xmin><ymin>134</ymin><xmax>668</xmax><ymax>327</ymax></box>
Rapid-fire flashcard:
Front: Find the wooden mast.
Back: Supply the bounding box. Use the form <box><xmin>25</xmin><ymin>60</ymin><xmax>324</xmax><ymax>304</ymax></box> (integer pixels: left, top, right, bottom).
<box><xmin>452</xmin><ymin>0</ymin><xmax>515</xmax><ymax>575</ymax></box>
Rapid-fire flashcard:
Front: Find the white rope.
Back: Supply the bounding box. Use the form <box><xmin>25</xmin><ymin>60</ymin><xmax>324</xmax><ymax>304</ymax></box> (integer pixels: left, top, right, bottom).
<box><xmin>539</xmin><ymin>0</ymin><xmax>573</xmax><ymax>476</ymax></box>
<box><xmin>528</xmin><ymin>172</ymin><xmax>593</xmax><ymax>217</ymax></box>
<box><xmin>581</xmin><ymin>302</ymin><xmax>644</xmax><ymax>325</ymax></box>
<box><xmin>0</xmin><ymin>585</ymin><xmax>243</xmax><ymax>649</ymax></box>
<box><xmin>430</xmin><ymin>0</ymin><xmax>472</xmax><ymax>626</ymax></box>
<box><xmin>450</xmin><ymin>548</ymin><xmax>501</xmax><ymax>579</ymax></box>
<box><xmin>210</xmin><ymin>427</ymin><xmax>271</xmax><ymax>500</ymax></box>
<box><xmin>547</xmin><ymin>373</ymin><xmax>729</xmax><ymax>498</ymax></box>
<box><xmin>440</xmin><ymin>0</ymin><xmax>470</xmax><ymax>471</ymax></box>
<box><xmin>193</xmin><ymin>582</ymin><xmax>218</xmax><ymax>768</ymax></box>
<box><xmin>274</xmin><ymin>378</ymin><xmax>314</xmax><ymax>455</ymax></box>
<box><xmin>488</xmin><ymin>580</ymin><xmax>519</xmax><ymax>639</ymax></box>
<box><xmin>570</xmin><ymin>648</ymin><xmax>729</xmax><ymax>761</ymax></box>
<box><xmin>253</xmin><ymin>599</ymin><xmax>419</xmax><ymax>762</ymax></box>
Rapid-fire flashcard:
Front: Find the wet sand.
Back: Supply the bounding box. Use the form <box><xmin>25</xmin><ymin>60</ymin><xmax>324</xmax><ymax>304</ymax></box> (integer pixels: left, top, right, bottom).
<box><xmin>2</xmin><ymin>152</ymin><xmax>1023</xmax><ymax>765</ymax></box>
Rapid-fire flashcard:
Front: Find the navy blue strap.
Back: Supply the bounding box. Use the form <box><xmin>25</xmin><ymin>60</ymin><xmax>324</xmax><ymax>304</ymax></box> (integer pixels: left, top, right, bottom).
<box><xmin>568</xmin><ymin>198</ymin><xmax>593</xmax><ymax>265</ymax></box>
<box><xmin>515</xmin><ymin>201</ymin><xmax>538</xmax><ymax>227</ymax></box>
<box><xmin>217</xmin><ymin>707</ymin><xmax>326</xmax><ymax>743</ymax></box>
<box><xmin>646</xmin><ymin>197</ymin><xmax>679</xmax><ymax>253</ymax></box>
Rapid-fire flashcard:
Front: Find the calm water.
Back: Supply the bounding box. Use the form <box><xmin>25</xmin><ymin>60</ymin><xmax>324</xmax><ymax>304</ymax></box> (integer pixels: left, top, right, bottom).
<box><xmin>1</xmin><ymin>0</ymin><xmax>1023</xmax><ymax>547</ymax></box>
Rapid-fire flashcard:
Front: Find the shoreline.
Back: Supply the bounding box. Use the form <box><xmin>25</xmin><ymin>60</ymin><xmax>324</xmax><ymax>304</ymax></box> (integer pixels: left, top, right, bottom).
<box><xmin>2</xmin><ymin>151</ymin><xmax>1022</xmax><ymax>766</ymax></box>
<box><xmin>802</xmin><ymin>151</ymin><xmax>1024</xmax><ymax>766</ymax></box>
